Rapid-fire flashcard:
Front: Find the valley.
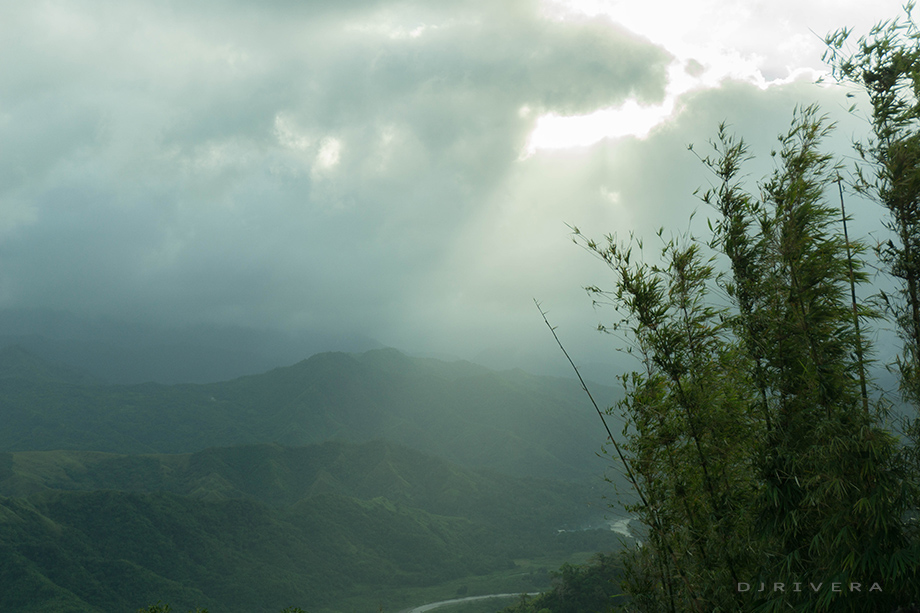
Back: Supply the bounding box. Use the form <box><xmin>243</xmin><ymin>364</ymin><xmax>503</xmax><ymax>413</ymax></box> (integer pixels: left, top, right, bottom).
<box><xmin>0</xmin><ymin>346</ymin><xmax>629</xmax><ymax>612</ymax></box>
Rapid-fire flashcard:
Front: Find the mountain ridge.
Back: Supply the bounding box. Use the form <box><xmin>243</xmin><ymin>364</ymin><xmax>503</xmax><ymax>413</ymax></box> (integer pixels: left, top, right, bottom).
<box><xmin>0</xmin><ymin>347</ymin><xmax>622</xmax><ymax>481</ymax></box>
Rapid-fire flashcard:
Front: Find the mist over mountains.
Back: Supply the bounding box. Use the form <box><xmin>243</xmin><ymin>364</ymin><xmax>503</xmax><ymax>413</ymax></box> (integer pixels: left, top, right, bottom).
<box><xmin>0</xmin><ymin>308</ymin><xmax>624</xmax><ymax>386</ymax></box>
<box><xmin>0</xmin><ymin>309</ymin><xmax>383</xmax><ymax>385</ymax></box>
<box><xmin>0</xmin><ymin>312</ymin><xmax>630</xmax><ymax>612</ymax></box>
<box><xmin>0</xmin><ymin>345</ymin><xmax>619</xmax><ymax>482</ymax></box>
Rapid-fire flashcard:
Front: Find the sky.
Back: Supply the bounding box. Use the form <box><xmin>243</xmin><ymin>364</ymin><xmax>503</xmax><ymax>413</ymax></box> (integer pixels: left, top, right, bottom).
<box><xmin>0</xmin><ymin>0</ymin><xmax>911</xmax><ymax>377</ymax></box>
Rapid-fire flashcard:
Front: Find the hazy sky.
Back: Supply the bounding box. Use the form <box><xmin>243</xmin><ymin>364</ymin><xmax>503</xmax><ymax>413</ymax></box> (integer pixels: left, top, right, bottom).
<box><xmin>0</xmin><ymin>0</ymin><xmax>909</xmax><ymax>375</ymax></box>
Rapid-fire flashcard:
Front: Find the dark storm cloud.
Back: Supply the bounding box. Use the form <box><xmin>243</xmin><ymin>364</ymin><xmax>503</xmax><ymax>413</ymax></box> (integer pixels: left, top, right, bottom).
<box><xmin>0</xmin><ymin>0</ymin><xmax>670</xmax><ymax>347</ymax></box>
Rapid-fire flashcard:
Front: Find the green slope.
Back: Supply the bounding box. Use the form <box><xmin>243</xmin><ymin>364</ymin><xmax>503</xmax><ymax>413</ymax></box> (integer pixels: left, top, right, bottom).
<box><xmin>0</xmin><ymin>441</ymin><xmax>613</xmax><ymax>536</ymax></box>
<box><xmin>0</xmin><ymin>441</ymin><xmax>626</xmax><ymax>613</ymax></box>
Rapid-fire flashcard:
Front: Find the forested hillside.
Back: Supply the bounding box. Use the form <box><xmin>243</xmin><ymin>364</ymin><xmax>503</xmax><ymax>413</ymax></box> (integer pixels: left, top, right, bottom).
<box><xmin>0</xmin><ymin>441</ymin><xmax>624</xmax><ymax>613</ymax></box>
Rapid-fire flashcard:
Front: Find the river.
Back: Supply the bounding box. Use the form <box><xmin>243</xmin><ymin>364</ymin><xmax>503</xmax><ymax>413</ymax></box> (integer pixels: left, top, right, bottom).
<box><xmin>400</xmin><ymin>592</ymin><xmax>540</xmax><ymax>613</ymax></box>
<box><xmin>400</xmin><ymin>518</ymin><xmax>635</xmax><ymax>612</ymax></box>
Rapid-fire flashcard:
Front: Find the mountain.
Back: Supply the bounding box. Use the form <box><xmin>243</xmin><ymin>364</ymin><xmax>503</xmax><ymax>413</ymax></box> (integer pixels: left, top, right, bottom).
<box><xmin>0</xmin><ymin>345</ymin><xmax>632</xmax><ymax>610</ymax></box>
<box><xmin>0</xmin><ymin>441</ymin><xmax>625</xmax><ymax>613</ymax></box>
<box><xmin>0</xmin><ymin>347</ymin><xmax>623</xmax><ymax>481</ymax></box>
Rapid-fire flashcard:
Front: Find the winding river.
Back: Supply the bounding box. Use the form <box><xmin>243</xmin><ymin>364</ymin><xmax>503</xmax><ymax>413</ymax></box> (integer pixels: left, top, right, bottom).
<box><xmin>401</xmin><ymin>592</ymin><xmax>540</xmax><ymax>613</ymax></box>
<box><xmin>400</xmin><ymin>518</ymin><xmax>634</xmax><ymax>612</ymax></box>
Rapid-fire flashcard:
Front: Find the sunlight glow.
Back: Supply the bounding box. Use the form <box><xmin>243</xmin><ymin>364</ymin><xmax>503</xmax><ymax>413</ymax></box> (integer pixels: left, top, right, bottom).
<box><xmin>524</xmin><ymin>0</ymin><xmax>834</xmax><ymax>154</ymax></box>
<box><xmin>523</xmin><ymin>98</ymin><xmax>675</xmax><ymax>155</ymax></box>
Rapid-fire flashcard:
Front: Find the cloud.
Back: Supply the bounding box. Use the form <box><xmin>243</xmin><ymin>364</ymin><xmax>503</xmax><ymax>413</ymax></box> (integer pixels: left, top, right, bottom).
<box><xmin>405</xmin><ymin>75</ymin><xmax>888</xmax><ymax>370</ymax></box>
<box><xmin>0</xmin><ymin>1</ymin><xmax>667</xmax><ymax>335</ymax></box>
<box><xmin>0</xmin><ymin>0</ymin><xmax>899</xmax><ymax>374</ymax></box>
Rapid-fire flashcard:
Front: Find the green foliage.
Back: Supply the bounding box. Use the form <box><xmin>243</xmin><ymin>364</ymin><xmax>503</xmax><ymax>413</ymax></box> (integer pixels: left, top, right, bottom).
<box><xmin>825</xmin><ymin>2</ymin><xmax>920</xmax><ymax>482</ymax></box>
<box><xmin>575</xmin><ymin>104</ymin><xmax>920</xmax><ymax>611</ymax></box>
<box><xmin>499</xmin><ymin>553</ymin><xmax>625</xmax><ymax>613</ymax></box>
